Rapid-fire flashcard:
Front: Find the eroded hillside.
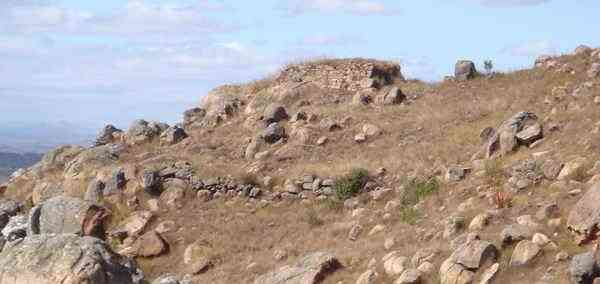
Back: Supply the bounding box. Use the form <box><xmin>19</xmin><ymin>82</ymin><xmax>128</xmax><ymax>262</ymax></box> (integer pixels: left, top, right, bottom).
<box><xmin>2</xmin><ymin>46</ymin><xmax>600</xmax><ymax>284</ymax></box>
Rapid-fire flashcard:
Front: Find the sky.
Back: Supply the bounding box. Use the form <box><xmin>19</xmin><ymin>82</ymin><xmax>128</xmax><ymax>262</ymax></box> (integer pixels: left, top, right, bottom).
<box><xmin>0</xmin><ymin>0</ymin><xmax>599</xmax><ymax>137</ymax></box>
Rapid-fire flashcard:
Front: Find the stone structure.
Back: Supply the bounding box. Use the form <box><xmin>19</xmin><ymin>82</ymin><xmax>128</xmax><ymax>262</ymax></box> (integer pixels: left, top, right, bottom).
<box><xmin>276</xmin><ymin>59</ymin><xmax>404</xmax><ymax>92</ymax></box>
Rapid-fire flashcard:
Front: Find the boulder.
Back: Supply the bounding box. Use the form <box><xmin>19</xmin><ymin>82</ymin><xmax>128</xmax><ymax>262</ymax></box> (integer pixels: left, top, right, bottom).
<box><xmin>568</xmin><ymin>183</ymin><xmax>600</xmax><ymax>244</ymax></box>
<box><xmin>509</xmin><ymin>240</ymin><xmax>541</xmax><ymax>266</ymax></box>
<box><xmin>263</xmin><ymin>103</ymin><xmax>289</xmax><ymax>125</ymax></box>
<box><xmin>31</xmin><ymin>196</ymin><xmax>108</xmax><ymax>238</ymax></box>
<box><xmin>64</xmin><ymin>145</ymin><xmax>121</xmax><ymax>178</ymax></box>
<box><xmin>183</xmin><ymin>107</ymin><xmax>207</xmax><ymax>129</ymax></box>
<box><xmin>446</xmin><ymin>166</ymin><xmax>469</xmax><ymax>182</ymax></box>
<box><xmin>382</xmin><ymin>87</ymin><xmax>406</xmax><ymax>105</ymax></box>
<box><xmin>558</xmin><ymin>157</ymin><xmax>587</xmax><ymax>180</ymax></box>
<box><xmin>486</xmin><ymin>112</ymin><xmax>541</xmax><ymax>158</ymax></box>
<box><xmin>450</xmin><ymin>239</ymin><xmax>497</xmax><ymax>270</ymax></box>
<box><xmin>184</xmin><ymin>241</ymin><xmax>212</xmax><ymax>275</ymax></box>
<box><xmin>0</xmin><ymin>234</ymin><xmax>143</xmax><ymax>284</ymax></box>
<box><xmin>455</xmin><ymin>60</ymin><xmax>477</xmax><ymax>81</ymax></box>
<box><xmin>31</xmin><ymin>182</ymin><xmax>64</xmax><ymax>205</ymax></box>
<box><xmin>143</xmin><ymin>170</ymin><xmax>162</xmax><ymax>195</ymax></box>
<box><xmin>395</xmin><ymin>269</ymin><xmax>421</xmax><ymax>284</ymax></box>
<box><xmin>1</xmin><ymin>215</ymin><xmax>27</xmax><ymax>241</ymax></box>
<box><xmin>33</xmin><ymin>145</ymin><xmax>85</xmax><ymax>174</ymax></box>
<box><xmin>0</xmin><ymin>199</ymin><xmax>22</xmax><ymax>231</ymax></box>
<box><xmin>254</xmin><ymin>252</ymin><xmax>340</xmax><ymax>284</ymax></box>
<box><xmin>261</xmin><ymin>123</ymin><xmax>286</xmax><ymax>144</ymax></box>
<box><xmin>383</xmin><ymin>251</ymin><xmax>409</xmax><ymax>276</ymax></box>
<box><xmin>439</xmin><ymin>257</ymin><xmax>474</xmax><ymax>284</ymax></box>
<box><xmin>85</xmin><ymin>180</ymin><xmax>106</xmax><ymax>204</ymax></box>
<box><xmin>121</xmin><ymin>231</ymin><xmax>168</xmax><ymax>257</ymax></box>
<box><xmin>126</xmin><ymin>119</ymin><xmax>161</xmax><ymax>145</ymax></box>
<box><xmin>501</xmin><ymin>224</ymin><xmax>534</xmax><ymax>245</ymax></box>
<box><xmin>570</xmin><ymin>252</ymin><xmax>599</xmax><ymax>284</ymax></box>
<box><xmin>110</xmin><ymin>210</ymin><xmax>153</xmax><ymax>239</ymax></box>
<box><xmin>94</xmin><ymin>124</ymin><xmax>123</xmax><ymax>146</ymax></box>
<box><xmin>160</xmin><ymin>126</ymin><xmax>188</xmax><ymax>146</ymax></box>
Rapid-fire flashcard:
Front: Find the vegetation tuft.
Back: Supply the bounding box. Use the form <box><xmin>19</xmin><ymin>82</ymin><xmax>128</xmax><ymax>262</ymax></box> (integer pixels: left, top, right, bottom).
<box><xmin>334</xmin><ymin>168</ymin><xmax>369</xmax><ymax>200</ymax></box>
<box><xmin>401</xmin><ymin>177</ymin><xmax>440</xmax><ymax>206</ymax></box>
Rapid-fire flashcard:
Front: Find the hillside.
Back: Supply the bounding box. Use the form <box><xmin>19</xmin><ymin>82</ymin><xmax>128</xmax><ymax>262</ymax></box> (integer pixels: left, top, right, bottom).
<box><xmin>1</xmin><ymin>46</ymin><xmax>600</xmax><ymax>284</ymax></box>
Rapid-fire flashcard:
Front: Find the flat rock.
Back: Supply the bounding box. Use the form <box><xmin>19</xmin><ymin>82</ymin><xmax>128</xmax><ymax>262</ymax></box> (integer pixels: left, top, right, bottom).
<box><xmin>253</xmin><ymin>252</ymin><xmax>340</xmax><ymax>284</ymax></box>
<box><xmin>450</xmin><ymin>239</ymin><xmax>497</xmax><ymax>270</ymax></box>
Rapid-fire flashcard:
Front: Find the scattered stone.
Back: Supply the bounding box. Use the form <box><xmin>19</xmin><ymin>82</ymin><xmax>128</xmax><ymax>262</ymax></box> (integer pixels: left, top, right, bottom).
<box><xmin>439</xmin><ymin>257</ymin><xmax>474</xmax><ymax>284</ymax></box>
<box><xmin>532</xmin><ymin>233</ymin><xmax>551</xmax><ymax>247</ymax></box>
<box><xmin>384</xmin><ymin>237</ymin><xmax>396</xmax><ymax>250</ymax></box>
<box><xmin>111</xmin><ymin>210</ymin><xmax>153</xmax><ymax>239</ymax></box>
<box><xmin>349</xmin><ymin>224</ymin><xmax>363</xmax><ymax>241</ymax></box>
<box><xmin>316</xmin><ymin>136</ymin><xmax>328</xmax><ymax>146</ymax></box>
<box><xmin>486</xmin><ymin>112</ymin><xmax>541</xmax><ymax>158</ymax></box>
<box><xmin>383</xmin><ymin>251</ymin><xmax>409</xmax><ymax>276</ymax></box>
<box><xmin>450</xmin><ymin>239</ymin><xmax>498</xmax><ymax>270</ymax></box>
<box><xmin>510</xmin><ymin>240</ymin><xmax>541</xmax><ymax>267</ymax></box>
<box><xmin>123</xmin><ymin>231</ymin><xmax>168</xmax><ymax>257</ymax></box>
<box><xmin>501</xmin><ymin>224</ymin><xmax>534</xmax><ymax>245</ymax></box>
<box><xmin>253</xmin><ymin>252</ymin><xmax>340</xmax><ymax>284</ymax></box>
<box><xmin>480</xmin><ymin>263</ymin><xmax>499</xmax><ymax>284</ymax></box>
<box><xmin>354</xmin><ymin>133</ymin><xmax>367</xmax><ymax>143</ymax></box>
<box><xmin>558</xmin><ymin>157</ymin><xmax>587</xmax><ymax>180</ymax></box>
<box><xmin>362</xmin><ymin>124</ymin><xmax>382</xmax><ymax>138</ymax></box>
<box><xmin>395</xmin><ymin>269</ymin><xmax>421</xmax><ymax>284</ymax></box>
<box><xmin>184</xmin><ymin>241</ymin><xmax>212</xmax><ymax>275</ymax></box>
<box><xmin>356</xmin><ymin>270</ymin><xmax>378</xmax><ymax>284</ymax></box>
<box><xmin>382</xmin><ymin>87</ymin><xmax>406</xmax><ymax>105</ymax></box>
<box><xmin>94</xmin><ymin>124</ymin><xmax>123</xmax><ymax>146</ymax></box>
<box><xmin>469</xmin><ymin>213</ymin><xmax>491</xmax><ymax>231</ymax></box>
<box><xmin>588</xmin><ymin>63</ymin><xmax>600</xmax><ymax>79</ymax></box>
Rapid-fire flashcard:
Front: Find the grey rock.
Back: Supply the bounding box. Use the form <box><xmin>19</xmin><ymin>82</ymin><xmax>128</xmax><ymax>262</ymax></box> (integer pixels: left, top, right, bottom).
<box><xmin>0</xmin><ymin>199</ymin><xmax>22</xmax><ymax>231</ymax></box>
<box><xmin>152</xmin><ymin>274</ymin><xmax>180</xmax><ymax>284</ymax></box>
<box><xmin>1</xmin><ymin>215</ymin><xmax>27</xmax><ymax>241</ymax></box>
<box><xmin>263</xmin><ymin>103</ymin><xmax>289</xmax><ymax>125</ymax></box>
<box><xmin>446</xmin><ymin>166</ymin><xmax>469</xmax><ymax>182</ymax></box>
<box><xmin>0</xmin><ymin>234</ymin><xmax>143</xmax><ymax>284</ymax></box>
<box><xmin>455</xmin><ymin>60</ymin><xmax>477</xmax><ymax>81</ymax></box>
<box><xmin>34</xmin><ymin>196</ymin><xmax>106</xmax><ymax>238</ymax></box>
<box><xmin>64</xmin><ymin>145</ymin><xmax>121</xmax><ymax>178</ymax></box>
<box><xmin>450</xmin><ymin>239</ymin><xmax>498</xmax><ymax>270</ymax></box>
<box><xmin>486</xmin><ymin>112</ymin><xmax>541</xmax><ymax>158</ymax></box>
<box><xmin>510</xmin><ymin>240</ymin><xmax>541</xmax><ymax>266</ymax></box>
<box><xmin>94</xmin><ymin>124</ymin><xmax>123</xmax><ymax>146</ymax></box>
<box><xmin>383</xmin><ymin>87</ymin><xmax>406</xmax><ymax>105</ymax></box>
<box><xmin>501</xmin><ymin>224</ymin><xmax>534</xmax><ymax>245</ymax></box>
<box><xmin>568</xmin><ymin>183</ymin><xmax>600</xmax><ymax>244</ymax></box>
<box><xmin>254</xmin><ymin>252</ymin><xmax>340</xmax><ymax>284</ymax></box>
<box><xmin>439</xmin><ymin>257</ymin><xmax>474</xmax><ymax>284</ymax></box>
<box><xmin>588</xmin><ymin>63</ymin><xmax>600</xmax><ymax>79</ymax></box>
<box><xmin>569</xmin><ymin>252</ymin><xmax>599</xmax><ymax>284</ymax></box>
<box><xmin>183</xmin><ymin>107</ymin><xmax>207</xmax><ymax>129</ymax></box>
<box><xmin>160</xmin><ymin>126</ymin><xmax>188</xmax><ymax>146</ymax></box>
<box><xmin>395</xmin><ymin>269</ymin><xmax>421</xmax><ymax>284</ymax></box>
<box><xmin>126</xmin><ymin>119</ymin><xmax>161</xmax><ymax>144</ymax></box>
<box><xmin>143</xmin><ymin>170</ymin><xmax>162</xmax><ymax>195</ymax></box>
<box><xmin>85</xmin><ymin>179</ymin><xmax>106</xmax><ymax>204</ymax></box>
<box><xmin>261</xmin><ymin>123</ymin><xmax>286</xmax><ymax>144</ymax></box>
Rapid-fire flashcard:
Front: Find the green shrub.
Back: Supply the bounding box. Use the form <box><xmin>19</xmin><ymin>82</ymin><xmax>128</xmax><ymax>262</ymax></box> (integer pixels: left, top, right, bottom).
<box><xmin>334</xmin><ymin>168</ymin><xmax>369</xmax><ymax>200</ymax></box>
<box><xmin>400</xmin><ymin>207</ymin><xmax>420</xmax><ymax>225</ymax></box>
<box><xmin>401</xmin><ymin>177</ymin><xmax>439</xmax><ymax>206</ymax></box>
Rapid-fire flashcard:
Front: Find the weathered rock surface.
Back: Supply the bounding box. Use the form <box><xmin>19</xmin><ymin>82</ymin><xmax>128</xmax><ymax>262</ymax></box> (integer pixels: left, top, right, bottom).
<box><xmin>0</xmin><ymin>234</ymin><xmax>143</xmax><ymax>284</ymax></box>
<box><xmin>510</xmin><ymin>240</ymin><xmax>541</xmax><ymax>267</ymax></box>
<box><xmin>30</xmin><ymin>196</ymin><xmax>107</xmax><ymax>238</ymax></box>
<box><xmin>486</xmin><ymin>112</ymin><xmax>542</xmax><ymax>158</ymax></box>
<box><xmin>568</xmin><ymin>183</ymin><xmax>600</xmax><ymax>244</ymax></box>
<box><xmin>569</xmin><ymin>252</ymin><xmax>599</xmax><ymax>284</ymax></box>
<box><xmin>253</xmin><ymin>252</ymin><xmax>340</xmax><ymax>284</ymax></box>
<box><xmin>455</xmin><ymin>60</ymin><xmax>477</xmax><ymax>81</ymax></box>
<box><xmin>94</xmin><ymin>124</ymin><xmax>123</xmax><ymax>146</ymax></box>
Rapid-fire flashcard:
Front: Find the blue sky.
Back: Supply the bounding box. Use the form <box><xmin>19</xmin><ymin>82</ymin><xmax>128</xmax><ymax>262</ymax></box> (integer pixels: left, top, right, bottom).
<box><xmin>0</xmin><ymin>0</ymin><xmax>599</xmax><ymax>134</ymax></box>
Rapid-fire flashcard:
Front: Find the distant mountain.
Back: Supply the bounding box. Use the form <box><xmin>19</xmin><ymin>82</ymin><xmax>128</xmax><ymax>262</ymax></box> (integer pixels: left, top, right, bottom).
<box><xmin>0</xmin><ymin>151</ymin><xmax>43</xmax><ymax>182</ymax></box>
<box><xmin>0</xmin><ymin>121</ymin><xmax>97</xmax><ymax>153</ymax></box>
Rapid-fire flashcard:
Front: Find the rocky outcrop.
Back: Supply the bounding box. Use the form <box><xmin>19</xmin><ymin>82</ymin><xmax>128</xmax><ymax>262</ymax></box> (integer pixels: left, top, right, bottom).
<box><xmin>160</xmin><ymin>126</ymin><xmax>188</xmax><ymax>146</ymax></box>
<box><xmin>254</xmin><ymin>252</ymin><xmax>340</xmax><ymax>284</ymax></box>
<box><xmin>94</xmin><ymin>124</ymin><xmax>123</xmax><ymax>146</ymax></box>
<box><xmin>276</xmin><ymin>59</ymin><xmax>403</xmax><ymax>91</ymax></box>
<box><xmin>0</xmin><ymin>234</ymin><xmax>143</xmax><ymax>284</ymax></box>
<box><xmin>485</xmin><ymin>112</ymin><xmax>542</xmax><ymax>158</ymax></box>
<box><xmin>30</xmin><ymin>196</ymin><xmax>108</xmax><ymax>238</ymax></box>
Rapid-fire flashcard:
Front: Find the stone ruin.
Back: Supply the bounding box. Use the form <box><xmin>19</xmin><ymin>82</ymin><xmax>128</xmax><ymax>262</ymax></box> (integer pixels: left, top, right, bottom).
<box><xmin>275</xmin><ymin>58</ymin><xmax>404</xmax><ymax>92</ymax></box>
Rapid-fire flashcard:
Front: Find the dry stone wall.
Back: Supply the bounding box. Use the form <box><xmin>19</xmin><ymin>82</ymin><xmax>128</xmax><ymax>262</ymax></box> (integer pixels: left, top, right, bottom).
<box><xmin>276</xmin><ymin>59</ymin><xmax>404</xmax><ymax>92</ymax></box>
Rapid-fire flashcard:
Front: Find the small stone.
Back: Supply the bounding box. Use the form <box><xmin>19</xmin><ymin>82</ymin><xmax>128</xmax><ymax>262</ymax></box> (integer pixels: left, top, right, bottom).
<box><xmin>510</xmin><ymin>240</ymin><xmax>541</xmax><ymax>267</ymax></box>
<box><xmin>384</xmin><ymin>237</ymin><xmax>395</xmax><ymax>250</ymax></box>
<box><xmin>555</xmin><ymin>251</ymin><xmax>569</xmax><ymax>262</ymax></box>
<box><xmin>349</xmin><ymin>224</ymin><xmax>363</xmax><ymax>241</ymax></box>
<box><xmin>480</xmin><ymin>263</ymin><xmax>500</xmax><ymax>284</ymax></box>
<box><xmin>368</xmin><ymin>224</ymin><xmax>386</xmax><ymax>236</ymax></box>
<box><xmin>469</xmin><ymin>213</ymin><xmax>490</xmax><ymax>231</ymax></box>
<box><xmin>532</xmin><ymin>233</ymin><xmax>550</xmax><ymax>247</ymax></box>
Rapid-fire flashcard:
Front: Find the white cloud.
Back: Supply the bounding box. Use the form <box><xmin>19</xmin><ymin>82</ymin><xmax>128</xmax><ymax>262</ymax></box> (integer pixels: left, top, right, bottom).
<box><xmin>502</xmin><ymin>40</ymin><xmax>558</xmax><ymax>57</ymax></box>
<box><xmin>280</xmin><ymin>0</ymin><xmax>400</xmax><ymax>16</ymax></box>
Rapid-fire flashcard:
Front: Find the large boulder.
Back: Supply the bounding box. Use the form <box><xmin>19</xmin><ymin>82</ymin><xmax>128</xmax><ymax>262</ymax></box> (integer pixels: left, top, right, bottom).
<box><xmin>254</xmin><ymin>252</ymin><xmax>340</xmax><ymax>284</ymax></box>
<box><xmin>30</xmin><ymin>196</ymin><xmax>108</xmax><ymax>238</ymax></box>
<box><xmin>0</xmin><ymin>234</ymin><xmax>143</xmax><ymax>284</ymax></box>
<box><xmin>94</xmin><ymin>124</ymin><xmax>123</xmax><ymax>146</ymax></box>
<box><xmin>160</xmin><ymin>126</ymin><xmax>188</xmax><ymax>146</ymax></box>
<box><xmin>485</xmin><ymin>112</ymin><xmax>542</xmax><ymax>158</ymax></box>
<box><xmin>455</xmin><ymin>60</ymin><xmax>477</xmax><ymax>81</ymax></box>
<box><xmin>568</xmin><ymin>183</ymin><xmax>600</xmax><ymax>244</ymax></box>
<box><xmin>126</xmin><ymin>119</ymin><xmax>162</xmax><ymax>145</ymax></box>
<box><xmin>183</xmin><ymin>107</ymin><xmax>207</xmax><ymax>129</ymax></box>
<box><xmin>261</xmin><ymin>123</ymin><xmax>286</xmax><ymax>144</ymax></box>
<box><xmin>263</xmin><ymin>103</ymin><xmax>289</xmax><ymax>125</ymax></box>
<box><xmin>569</xmin><ymin>252</ymin><xmax>599</xmax><ymax>284</ymax></box>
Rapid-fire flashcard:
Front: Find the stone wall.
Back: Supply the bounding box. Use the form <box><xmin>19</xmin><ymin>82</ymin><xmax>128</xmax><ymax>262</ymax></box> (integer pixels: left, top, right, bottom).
<box><xmin>276</xmin><ymin>58</ymin><xmax>404</xmax><ymax>92</ymax></box>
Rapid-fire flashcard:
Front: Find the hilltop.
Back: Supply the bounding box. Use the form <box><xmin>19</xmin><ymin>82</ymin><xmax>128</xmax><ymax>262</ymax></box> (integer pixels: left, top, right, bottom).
<box><xmin>1</xmin><ymin>46</ymin><xmax>600</xmax><ymax>284</ymax></box>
